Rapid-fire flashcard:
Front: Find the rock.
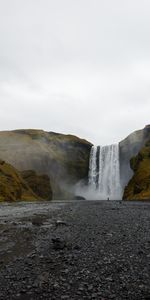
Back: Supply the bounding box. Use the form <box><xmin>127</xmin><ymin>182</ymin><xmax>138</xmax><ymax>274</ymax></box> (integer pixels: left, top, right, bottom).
<box><xmin>32</xmin><ymin>218</ymin><xmax>44</xmax><ymax>226</ymax></box>
<box><xmin>74</xmin><ymin>195</ymin><xmax>86</xmax><ymax>200</ymax></box>
<box><xmin>0</xmin><ymin>160</ymin><xmax>39</xmax><ymax>202</ymax></box>
<box><xmin>16</xmin><ymin>293</ymin><xmax>21</xmax><ymax>298</ymax></box>
<box><xmin>88</xmin><ymin>284</ymin><xmax>94</xmax><ymax>291</ymax></box>
<box><xmin>119</xmin><ymin>125</ymin><xmax>150</xmax><ymax>191</ymax></box>
<box><xmin>0</xmin><ymin>129</ymin><xmax>92</xmax><ymax>199</ymax></box>
<box><xmin>74</xmin><ymin>245</ymin><xmax>81</xmax><ymax>250</ymax></box>
<box><xmin>0</xmin><ymin>200</ymin><xmax>150</xmax><ymax>300</ymax></box>
<box><xmin>52</xmin><ymin>238</ymin><xmax>67</xmax><ymax>250</ymax></box>
<box><xmin>123</xmin><ymin>140</ymin><xmax>150</xmax><ymax>200</ymax></box>
<box><xmin>21</xmin><ymin>170</ymin><xmax>52</xmax><ymax>200</ymax></box>
<box><xmin>61</xmin><ymin>296</ymin><xmax>70</xmax><ymax>300</ymax></box>
<box><xmin>55</xmin><ymin>220</ymin><xmax>68</xmax><ymax>227</ymax></box>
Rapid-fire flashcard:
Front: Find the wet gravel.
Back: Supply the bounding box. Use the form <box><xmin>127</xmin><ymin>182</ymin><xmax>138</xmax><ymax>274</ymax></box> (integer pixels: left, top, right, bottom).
<box><xmin>0</xmin><ymin>200</ymin><xmax>150</xmax><ymax>300</ymax></box>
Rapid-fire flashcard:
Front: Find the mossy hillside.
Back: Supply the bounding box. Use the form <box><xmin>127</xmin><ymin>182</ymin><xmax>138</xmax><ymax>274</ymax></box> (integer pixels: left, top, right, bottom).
<box><xmin>0</xmin><ymin>130</ymin><xmax>92</xmax><ymax>198</ymax></box>
<box><xmin>0</xmin><ymin>160</ymin><xmax>38</xmax><ymax>202</ymax></box>
<box><xmin>57</xmin><ymin>141</ymin><xmax>90</xmax><ymax>181</ymax></box>
<box><xmin>21</xmin><ymin>170</ymin><xmax>52</xmax><ymax>200</ymax></box>
<box><xmin>0</xmin><ymin>159</ymin><xmax>53</xmax><ymax>202</ymax></box>
<box><xmin>119</xmin><ymin>125</ymin><xmax>150</xmax><ymax>189</ymax></box>
<box><xmin>123</xmin><ymin>141</ymin><xmax>150</xmax><ymax>200</ymax></box>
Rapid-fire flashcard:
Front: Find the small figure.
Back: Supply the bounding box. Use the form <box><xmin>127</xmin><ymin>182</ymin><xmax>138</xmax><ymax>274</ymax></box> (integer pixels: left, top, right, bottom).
<box><xmin>107</xmin><ymin>197</ymin><xmax>110</xmax><ymax>201</ymax></box>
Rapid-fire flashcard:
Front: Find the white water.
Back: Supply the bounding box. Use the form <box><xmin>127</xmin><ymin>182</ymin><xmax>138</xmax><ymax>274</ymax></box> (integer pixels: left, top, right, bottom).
<box><xmin>88</xmin><ymin>144</ymin><xmax>122</xmax><ymax>200</ymax></box>
<box><xmin>88</xmin><ymin>146</ymin><xmax>97</xmax><ymax>189</ymax></box>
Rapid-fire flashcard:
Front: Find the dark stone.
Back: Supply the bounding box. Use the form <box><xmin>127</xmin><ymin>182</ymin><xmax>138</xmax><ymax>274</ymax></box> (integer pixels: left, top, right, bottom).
<box><xmin>74</xmin><ymin>195</ymin><xmax>86</xmax><ymax>200</ymax></box>
<box><xmin>52</xmin><ymin>238</ymin><xmax>67</xmax><ymax>250</ymax></box>
<box><xmin>32</xmin><ymin>218</ymin><xmax>44</xmax><ymax>226</ymax></box>
<box><xmin>55</xmin><ymin>220</ymin><xmax>68</xmax><ymax>227</ymax></box>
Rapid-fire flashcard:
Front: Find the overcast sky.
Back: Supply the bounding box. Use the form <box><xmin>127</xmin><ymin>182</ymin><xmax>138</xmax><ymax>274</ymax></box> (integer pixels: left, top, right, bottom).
<box><xmin>0</xmin><ymin>0</ymin><xmax>150</xmax><ymax>144</ymax></box>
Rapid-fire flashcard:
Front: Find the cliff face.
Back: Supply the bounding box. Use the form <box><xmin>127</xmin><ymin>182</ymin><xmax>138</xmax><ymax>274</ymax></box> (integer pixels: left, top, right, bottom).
<box><xmin>0</xmin><ymin>130</ymin><xmax>92</xmax><ymax>199</ymax></box>
<box><xmin>21</xmin><ymin>170</ymin><xmax>52</xmax><ymax>200</ymax></box>
<box><xmin>0</xmin><ymin>159</ymin><xmax>52</xmax><ymax>202</ymax></box>
<box><xmin>0</xmin><ymin>160</ymin><xmax>38</xmax><ymax>201</ymax></box>
<box><xmin>119</xmin><ymin>125</ymin><xmax>150</xmax><ymax>191</ymax></box>
<box><xmin>123</xmin><ymin>141</ymin><xmax>150</xmax><ymax>200</ymax></box>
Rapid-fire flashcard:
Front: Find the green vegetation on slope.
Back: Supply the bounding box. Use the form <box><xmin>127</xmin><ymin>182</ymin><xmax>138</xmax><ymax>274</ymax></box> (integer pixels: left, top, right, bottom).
<box><xmin>0</xmin><ymin>160</ymin><xmax>38</xmax><ymax>201</ymax></box>
<box><xmin>0</xmin><ymin>130</ymin><xmax>92</xmax><ymax>199</ymax></box>
<box><xmin>0</xmin><ymin>160</ymin><xmax>53</xmax><ymax>202</ymax></box>
<box><xmin>123</xmin><ymin>141</ymin><xmax>150</xmax><ymax>200</ymax></box>
<box><xmin>21</xmin><ymin>170</ymin><xmax>52</xmax><ymax>200</ymax></box>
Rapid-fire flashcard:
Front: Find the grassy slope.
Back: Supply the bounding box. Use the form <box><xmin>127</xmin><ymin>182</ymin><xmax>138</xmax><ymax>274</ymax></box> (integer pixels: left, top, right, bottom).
<box><xmin>21</xmin><ymin>170</ymin><xmax>52</xmax><ymax>200</ymax></box>
<box><xmin>0</xmin><ymin>160</ymin><xmax>38</xmax><ymax>202</ymax></box>
<box><xmin>0</xmin><ymin>130</ymin><xmax>92</xmax><ymax>199</ymax></box>
<box><xmin>123</xmin><ymin>141</ymin><xmax>150</xmax><ymax>200</ymax></box>
<box><xmin>0</xmin><ymin>159</ymin><xmax>53</xmax><ymax>202</ymax></box>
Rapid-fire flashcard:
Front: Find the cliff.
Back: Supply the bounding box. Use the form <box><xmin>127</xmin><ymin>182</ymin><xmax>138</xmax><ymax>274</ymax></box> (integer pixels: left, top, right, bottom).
<box><xmin>21</xmin><ymin>170</ymin><xmax>52</xmax><ymax>200</ymax></box>
<box><xmin>119</xmin><ymin>125</ymin><xmax>150</xmax><ymax>191</ymax></box>
<box><xmin>0</xmin><ymin>160</ymin><xmax>38</xmax><ymax>201</ymax></box>
<box><xmin>123</xmin><ymin>140</ymin><xmax>150</xmax><ymax>200</ymax></box>
<box><xmin>1</xmin><ymin>126</ymin><xmax>149</xmax><ymax>201</ymax></box>
<box><xmin>0</xmin><ymin>160</ymin><xmax>52</xmax><ymax>202</ymax></box>
<box><xmin>0</xmin><ymin>130</ymin><xmax>92</xmax><ymax>199</ymax></box>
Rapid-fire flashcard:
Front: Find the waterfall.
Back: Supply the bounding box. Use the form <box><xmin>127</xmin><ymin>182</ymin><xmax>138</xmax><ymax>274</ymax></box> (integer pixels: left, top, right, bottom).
<box><xmin>88</xmin><ymin>144</ymin><xmax>122</xmax><ymax>200</ymax></box>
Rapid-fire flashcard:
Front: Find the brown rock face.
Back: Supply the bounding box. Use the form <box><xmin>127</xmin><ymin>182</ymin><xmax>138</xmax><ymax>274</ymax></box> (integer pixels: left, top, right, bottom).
<box><xmin>123</xmin><ymin>140</ymin><xmax>150</xmax><ymax>200</ymax></box>
<box><xmin>119</xmin><ymin>125</ymin><xmax>150</xmax><ymax>190</ymax></box>
<box><xmin>21</xmin><ymin>170</ymin><xmax>52</xmax><ymax>200</ymax></box>
<box><xmin>0</xmin><ymin>129</ymin><xmax>92</xmax><ymax>199</ymax></box>
<box><xmin>0</xmin><ymin>160</ymin><xmax>38</xmax><ymax>202</ymax></box>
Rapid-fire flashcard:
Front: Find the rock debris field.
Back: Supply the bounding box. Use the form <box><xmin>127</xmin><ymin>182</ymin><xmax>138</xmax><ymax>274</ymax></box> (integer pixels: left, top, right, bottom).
<box><xmin>0</xmin><ymin>200</ymin><xmax>150</xmax><ymax>300</ymax></box>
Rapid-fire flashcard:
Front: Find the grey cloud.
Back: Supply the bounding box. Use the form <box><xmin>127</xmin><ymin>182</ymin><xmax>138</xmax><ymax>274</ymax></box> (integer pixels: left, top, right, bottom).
<box><xmin>0</xmin><ymin>0</ymin><xmax>150</xmax><ymax>145</ymax></box>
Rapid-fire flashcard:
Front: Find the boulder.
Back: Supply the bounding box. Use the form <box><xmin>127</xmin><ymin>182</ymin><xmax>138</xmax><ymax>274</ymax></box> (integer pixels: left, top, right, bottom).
<box><xmin>74</xmin><ymin>195</ymin><xmax>86</xmax><ymax>200</ymax></box>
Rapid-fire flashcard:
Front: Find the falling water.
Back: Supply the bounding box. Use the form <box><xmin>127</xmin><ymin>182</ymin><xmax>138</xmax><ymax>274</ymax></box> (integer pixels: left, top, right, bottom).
<box><xmin>88</xmin><ymin>144</ymin><xmax>122</xmax><ymax>200</ymax></box>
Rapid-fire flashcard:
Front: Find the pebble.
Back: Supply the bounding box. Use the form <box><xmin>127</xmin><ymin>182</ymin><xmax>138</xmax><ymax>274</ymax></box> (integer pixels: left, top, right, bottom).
<box><xmin>0</xmin><ymin>200</ymin><xmax>150</xmax><ymax>300</ymax></box>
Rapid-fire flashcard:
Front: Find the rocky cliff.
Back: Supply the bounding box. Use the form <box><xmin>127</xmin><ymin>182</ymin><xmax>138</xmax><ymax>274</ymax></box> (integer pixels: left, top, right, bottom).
<box><xmin>0</xmin><ymin>159</ymin><xmax>52</xmax><ymax>202</ymax></box>
<box><xmin>21</xmin><ymin>170</ymin><xmax>53</xmax><ymax>200</ymax></box>
<box><xmin>0</xmin><ymin>160</ymin><xmax>38</xmax><ymax>201</ymax></box>
<box><xmin>0</xmin><ymin>130</ymin><xmax>92</xmax><ymax>199</ymax></box>
<box><xmin>119</xmin><ymin>125</ymin><xmax>150</xmax><ymax>191</ymax></box>
<box><xmin>1</xmin><ymin>126</ymin><xmax>149</xmax><ymax>201</ymax></box>
<box><xmin>123</xmin><ymin>140</ymin><xmax>150</xmax><ymax>200</ymax></box>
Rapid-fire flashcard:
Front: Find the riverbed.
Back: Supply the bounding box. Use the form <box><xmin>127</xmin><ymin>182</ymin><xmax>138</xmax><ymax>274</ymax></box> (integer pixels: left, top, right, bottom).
<box><xmin>0</xmin><ymin>200</ymin><xmax>150</xmax><ymax>299</ymax></box>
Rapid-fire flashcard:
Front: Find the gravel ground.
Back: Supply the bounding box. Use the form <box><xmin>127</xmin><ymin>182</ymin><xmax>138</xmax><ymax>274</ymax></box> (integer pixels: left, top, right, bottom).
<box><xmin>0</xmin><ymin>200</ymin><xmax>150</xmax><ymax>300</ymax></box>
